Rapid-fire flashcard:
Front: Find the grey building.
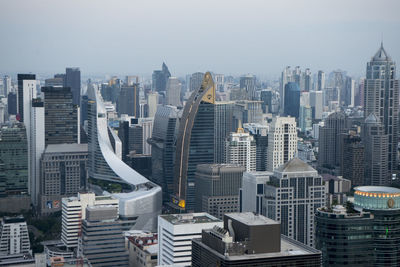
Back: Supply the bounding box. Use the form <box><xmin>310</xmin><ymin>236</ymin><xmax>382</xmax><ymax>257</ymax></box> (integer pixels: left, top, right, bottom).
<box><xmin>0</xmin><ymin>216</ymin><xmax>31</xmax><ymax>256</ymax></box>
<box><xmin>80</xmin><ymin>205</ymin><xmax>129</xmax><ymax>267</ymax></box>
<box><xmin>17</xmin><ymin>74</ymin><xmax>36</xmax><ymax>123</ymax></box>
<box><xmin>340</xmin><ymin>133</ymin><xmax>364</xmax><ymax>186</ymax></box>
<box><xmin>195</xmin><ymin>164</ymin><xmax>245</xmax><ymax>218</ymax></box>
<box><xmin>39</xmin><ymin>143</ymin><xmax>88</xmax><ymax>214</ymax></box>
<box><xmin>214</xmin><ymin>101</ymin><xmax>234</xmax><ymax>164</ymax></box>
<box><xmin>240</xmin><ymin>171</ymin><xmax>273</xmax><ymax>214</ymax></box>
<box><xmin>152</xmin><ymin>62</ymin><xmax>171</xmax><ymax>92</ymax></box>
<box><xmin>117</xmin><ymin>85</ymin><xmax>140</xmax><ymax>118</ymax></box>
<box><xmin>364</xmin><ymin>43</ymin><xmax>399</xmax><ymax>176</ymax></box>
<box><xmin>322</xmin><ymin>174</ymin><xmax>351</xmax><ymax>207</ymax></box>
<box><xmin>42</xmin><ymin>86</ymin><xmax>79</xmax><ymax>145</ymax></box>
<box><xmin>189</xmin><ymin>72</ymin><xmax>205</xmax><ymax>92</ymax></box>
<box><xmin>240</xmin><ymin>74</ymin><xmax>256</xmax><ymax>100</ymax></box>
<box><xmin>65</xmin><ymin>67</ymin><xmax>81</xmax><ymax>106</ymax></box>
<box><xmin>166</xmin><ymin>77</ymin><xmax>181</xmax><ymax>107</ymax></box>
<box><xmin>264</xmin><ymin>158</ymin><xmax>325</xmax><ymax>247</ymax></box>
<box><xmin>192</xmin><ymin>213</ymin><xmax>322</xmax><ymax>267</ymax></box>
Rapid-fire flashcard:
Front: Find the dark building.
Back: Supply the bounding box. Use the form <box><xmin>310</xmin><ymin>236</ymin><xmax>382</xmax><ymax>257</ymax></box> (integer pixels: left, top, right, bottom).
<box><xmin>214</xmin><ymin>102</ymin><xmax>234</xmax><ymax>164</ymax></box>
<box><xmin>192</xmin><ymin>213</ymin><xmax>321</xmax><ymax>267</ymax></box>
<box><xmin>81</xmin><ymin>94</ymin><xmax>88</xmax><ymax>124</ymax></box>
<box><xmin>148</xmin><ymin>105</ymin><xmax>180</xmax><ymax>203</ymax></box>
<box><xmin>126</xmin><ymin>153</ymin><xmax>152</xmax><ymax>179</ymax></box>
<box><xmin>17</xmin><ymin>74</ymin><xmax>36</xmax><ymax>122</ymax></box>
<box><xmin>7</xmin><ymin>92</ymin><xmax>17</xmax><ymax>115</ymax></box>
<box><xmin>340</xmin><ymin>133</ymin><xmax>365</xmax><ymax>186</ymax></box>
<box><xmin>284</xmin><ymin>82</ymin><xmax>300</xmax><ymax>118</ymax></box>
<box><xmin>315</xmin><ymin>206</ymin><xmax>374</xmax><ymax>266</ymax></box>
<box><xmin>65</xmin><ymin>67</ymin><xmax>81</xmax><ymax>106</ymax></box>
<box><xmin>117</xmin><ymin>85</ymin><xmax>140</xmax><ymax>118</ymax></box>
<box><xmin>194</xmin><ymin>164</ymin><xmax>245</xmax><ymax>217</ymax></box>
<box><xmin>173</xmin><ymin>72</ymin><xmax>215</xmax><ymax>211</ymax></box>
<box><xmin>118</xmin><ymin>120</ymin><xmax>143</xmax><ymax>163</ymax></box>
<box><xmin>152</xmin><ymin>62</ymin><xmax>171</xmax><ymax>92</ymax></box>
<box><xmin>260</xmin><ymin>89</ymin><xmax>273</xmax><ymax>113</ymax></box>
<box><xmin>42</xmin><ymin>86</ymin><xmax>79</xmax><ymax>145</ymax></box>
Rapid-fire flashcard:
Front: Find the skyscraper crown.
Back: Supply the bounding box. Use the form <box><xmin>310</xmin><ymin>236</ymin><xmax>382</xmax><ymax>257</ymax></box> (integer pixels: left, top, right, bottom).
<box><xmin>372</xmin><ymin>42</ymin><xmax>392</xmax><ymax>62</ymax></box>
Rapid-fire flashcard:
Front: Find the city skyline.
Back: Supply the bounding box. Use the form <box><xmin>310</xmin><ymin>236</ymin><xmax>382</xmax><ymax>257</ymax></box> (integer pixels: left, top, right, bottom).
<box><xmin>0</xmin><ymin>0</ymin><xmax>399</xmax><ymax>77</ymax></box>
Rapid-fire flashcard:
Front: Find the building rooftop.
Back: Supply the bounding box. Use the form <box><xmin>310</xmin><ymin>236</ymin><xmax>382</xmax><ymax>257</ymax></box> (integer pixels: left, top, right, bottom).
<box><xmin>275</xmin><ymin>158</ymin><xmax>316</xmax><ymax>173</ymax></box>
<box><xmin>355</xmin><ymin>186</ymin><xmax>400</xmax><ymax>194</ymax></box>
<box><xmin>45</xmin><ymin>143</ymin><xmax>88</xmax><ymax>154</ymax></box>
<box><xmin>160</xmin><ymin>213</ymin><xmax>221</xmax><ymax>225</ymax></box>
<box><xmin>226</xmin><ymin>212</ymin><xmax>278</xmax><ymax>226</ymax></box>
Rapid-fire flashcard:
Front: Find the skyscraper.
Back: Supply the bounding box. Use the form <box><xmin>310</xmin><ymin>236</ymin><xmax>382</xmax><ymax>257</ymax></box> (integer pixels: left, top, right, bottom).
<box><xmin>267</xmin><ymin>116</ymin><xmax>297</xmax><ymax>171</ymax></box>
<box><xmin>317</xmin><ymin>70</ymin><xmax>325</xmax><ymax>91</ymax></box>
<box><xmin>364</xmin><ymin>43</ymin><xmax>399</xmax><ymax>175</ymax></box>
<box><xmin>189</xmin><ymin>72</ymin><xmax>205</xmax><ymax>91</ymax></box>
<box><xmin>2</xmin><ymin>75</ymin><xmax>11</xmax><ymax>97</ymax></box>
<box><xmin>284</xmin><ymin>82</ymin><xmax>300</xmax><ymax>118</ymax></box>
<box><xmin>147</xmin><ymin>91</ymin><xmax>159</xmax><ymax>118</ymax></box>
<box><xmin>309</xmin><ymin>90</ymin><xmax>323</xmax><ymax>120</ymax></box>
<box><xmin>303</xmin><ymin>68</ymin><xmax>312</xmax><ymax>91</ymax></box>
<box><xmin>340</xmin><ymin>133</ymin><xmax>365</xmax><ymax>186</ymax></box>
<box><xmin>214</xmin><ymin>101</ymin><xmax>234</xmax><ymax>164</ymax></box>
<box><xmin>42</xmin><ymin>86</ymin><xmax>79</xmax><ymax>145</ymax></box>
<box><xmin>225</xmin><ymin>128</ymin><xmax>256</xmax><ymax>172</ymax></box>
<box><xmin>65</xmin><ymin>67</ymin><xmax>81</xmax><ymax>106</ymax></box>
<box><xmin>117</xmin><ymin>84</ymin><xmax>140</xmax><ymax>118</ymax></box>
<box><xmin>152</xmin><ymin>62</ymin><xmax>171</xmax><ymax>92</ymax></box>
<box><xmin>173</xmin><ymin>72</ymin><xmax>215</xmax><ymax>211</ymax></box>
<box><xmin>240</xmin><ymin>74</ymin><xmax>256</xmax><ymax>100</ymax></box>
<box><xmin>166</xmin><ymin>77</ymin><xmax>181</xmax><ymax>107</ymax></box>
<box><xmin>17</xmin><ymin>74</ymin><xmax>36</xmax><ymax>124</ymax></box>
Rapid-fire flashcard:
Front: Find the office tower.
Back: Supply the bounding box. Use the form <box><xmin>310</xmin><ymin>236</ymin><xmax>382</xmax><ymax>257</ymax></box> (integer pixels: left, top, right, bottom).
<box><xmin>266</xmin><ymin>116</ymin><xmax>297</xmax><ymax>172</ymax></box>
<box><xmin>118</xmin><ymin>120</ymin><xmax>142</xmax><ymax>161</ymax></box>
<box><xmin>225</xmin><ymin>128</ymin><xmax>256</xmax><ymax>172</ymax></box>
<box><xmin>158</xmin><ymin>213</ymin><xmax>223</xmax><ymax>266</ymax></box>
<box><xmin>39</xmin><ymin>144</ymin><xmax>88</xmax><ymax>214</ymax></box>
<box><xmin>42</xmin><ymin>86</ymin><xmax>79</xmax><ymax>145</ymax></box>
<box><xmin>283</xmin><ymin>82</ymin><xmax>300</xmax><ymax>118</ymax></box>
<box><xmin>61</xmin><ymin>193</ymin><xmax>119</xmax><ymax>248</ymax></box>
<box><xmin>148</xmin><ymin>105</ymin><xmax>180</xmax><ymax>203</ymax></box>
<box><xmin>17</xmin><ymin>74</ymin><xmax>36</xmax><ymax>124</ymax></box>
<box><xmin>65</xmin><ymin>68</ymin><xmax>81</xmax><ymax>106</ymax></box>
<box><xmin>214</xmin><ymin>73</ymin><xmax>224</xmax><ymax>92</ymax></box>
<box><xmin>2</xmin><ymin>76</ymin><xmax>10</xmax><ymax>97</ymax></box>
<box><xmin>126</xmin><ymin>232</ymin><xmax>158</xmax><ymax>267</ymax></box>
<box><xmin>147</xmin><ymin>92</ymin><xmax>159</xmax><ymax>117</ymax></box>
<box><xmin>318</xmin><ymin>112</ymin><xmax>348</xmax><ymax>168</ymax></box>
<box><xmin>29</xmin><ymin>98</ymin><xmax>45</xmax><ymax>207</ymax></box>
<box><xmin>244</xmin><ymin>123</ymin><xmax>269</xmax><ymax>171</ymax></box>
<box><xmin>240</xmin><ymin>74</ymin><xmax>256</xmax><ymax>100</ymax></box>
<box><xmin>264</xmin><ymin>158</ymin><xmax>326</xmax><ymax>247</ymax></box>
<box><xmin>333</xmin><ymin>70</ymin><xmax>345</xmax><ymax>105</ymax></box>
<box><xmin>192</xmin><ymin>213</ymin><xmax>322</xmax><ymax>267</ymax></box>
<box><xmin>280</xmin><ymin>66</ymin><xmax>293</xmax><ymax>113</ymax></box>
<box><xmin>0</xmin><ymin>216</ymin><xmax>30</xmax><ymax>255</ymax></box>
<box><xmin>152</xmin><ymin>62</ymin><xmax>171</xmax><ymax>92</ymax></box>
<box><xmin>125</xmin><ymin>75</ymin><xmax>139</xmax><ymax>86</ymax></box>
<box><xmin>234</xmin><ymin>100</ymin><xmax>263</xmax><ymax>125</ymax></box>
<box><xmin>340</xmin><ymin>134</ymin><xmax>364</xmax><ymax>186</ymax></box>
<box><xmin>117</xmin><ymin>84</ymin><xmax>140</xmax><ymax>118</ymax></box>
<box><xmin>7</xmin><ymin>92</ymin><xmax>17</xmax><ymax>115</ymax></box>
<box><xmin>355</xmin><ymin>78</ymin><xmax>365</xmax><ymax>107</ymax></box>
<box><xmin>214</xmin><ymin>101</ymin><xmax>234</xmax><ymax>164</ymax></box>
<box><xmin>299</xmin><ymin>105</ymin><xmax>312</xmax><ymax>132</ymax></box>
<box><xmin>343</xmin><ymin>76</ymin><xmax>355</xmax><ymax>107</ymax></box>
<box><xmin>80</xmin><ymin>94</ymin><xmax>88</xmax><ymax>124</ymax></box>
<box><xmin>362</xmin><ymin>114</ymin><xmax>389</xmax><ymax>186</ymax></box>
<box><xmin>0</xmin><ymin>123</ymin><xmax>30</xmax><ymax>212</ymax></box>
<box><xmin>194</xmin><ymin>164</ymin><xmax>245</xmax><ymax>217</ymax></box>
<box><xmin>240</xmin><ymin>171</ymin><xmax>273</xmax><ymax>214</ymax></box>
<box><xmin>173</xmin><ymin>72</ymin><xmax>215</xmax><ymax>211</ymax></box>
<box><xmin>126</xmin><ymin>154</ymin><xmax>152</xmax><ymax>179</ymax></box>
<box><xmin>323</xmin><ymin>86</ymin><xmax>339</xmax><ymax>107</ymax></box>
<box><xmin>364</xmin><ymin>43</ymin><xmax>399</xmax><ymax>175</ymax></box>
<box><xmin>87</xmin><ymin>86</ymin><xmax>161</xmax><ymax>230</ymax></box>
<box><xmin>140</xmin><ymin>118</ymin><xmax>153</xmax><ymax>154</ymax></box>
<box><xmin>317</xmin><ymin>70</ymin><xmax>325</xmax><ymax>91</ymax></box>
<box><xmin>309</xmin><ymin>90</ymin><xmax>323</xmax><ymax>120</ymax></box>
<box><xmin>260</xmin><ymin>89</ymin><xmax>273</xmax><ymax>113</ymax></box>
<box><xmin>189</xmin><ymin>72</ymin><xmax>205</xmax><ymax>91</ymax></box>
<box><xmin>303</xmin><ymin>68</ymin><xmax>312</xmax><ymax>91</ymax></box>
<box><xmin>323</xmin><ymin>174</ymin><xmax>351</xmax><ymax>207</ymax></box>
<box><xmin>79</xmin><ymin>205</ymin><xmax>129</xmax><ymax>267</ymax></box>
<box><xmin>166</xmin><ymin>77</ymin><xmax>181</xmax><ymax>107</ymax></box>
<box><xmin>315</xmin><ymin>205</ymin><xmax>374</xmax><ymax>266</ymax></box>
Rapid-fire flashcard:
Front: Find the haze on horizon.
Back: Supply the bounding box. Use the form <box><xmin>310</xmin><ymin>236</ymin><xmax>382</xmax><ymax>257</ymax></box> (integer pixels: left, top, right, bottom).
<box><xmin>1</xmin><ymin>0</ymin><xmax>399</xmax><ymax>78</ymax></box>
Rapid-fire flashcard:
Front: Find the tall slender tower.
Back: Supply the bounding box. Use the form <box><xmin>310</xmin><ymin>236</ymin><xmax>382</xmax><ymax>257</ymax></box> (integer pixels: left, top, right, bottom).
<box><xmin>173</xmin><ymin>72</ymin><xmax>215</xmax><ymax>211</ymax></box>
<box><xmin>364</xmin><ymin>43</ymin><xmax>399</xmax><ymax>175</ymax></box>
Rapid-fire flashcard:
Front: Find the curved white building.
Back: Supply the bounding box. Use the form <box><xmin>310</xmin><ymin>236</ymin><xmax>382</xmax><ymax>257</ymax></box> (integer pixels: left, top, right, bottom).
<box><xmin>87</xmin><ymin>86</ymin><xmax>162</xmax><ymax>231</ymax></box>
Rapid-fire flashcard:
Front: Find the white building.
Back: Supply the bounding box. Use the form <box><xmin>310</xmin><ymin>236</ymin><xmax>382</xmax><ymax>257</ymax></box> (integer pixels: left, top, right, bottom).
<box><xmin>61</xmin><ymin>193</ymin><xmax>119</xmax><ymax>248</ymax></box>
<box><xmin>166</xmin><ymin>77</ymin><xmax>181</xmax><ymax>107</ymax></box>
<box><xmin>310</xmin><ymin>91</ymin><xmax>323</xmax><ymax>120</ymax></box>
<box><xmin>240</xmin><ymin>171</ymin><xmax>273</xmax><ymax>214</ymax></box>
<box><xmin>263</xmin><ymin>158</ymin><xmax>325</xmax><ymax>247</ymax></box>
<box><xmin>225</xmin><ymin>128</ymin><xmax>256</xmax><ymax>172</ymax></box>
<box><xmin>139</xmin><ymin>117</ymin><xmax>153</xmax><ymax>155</ymax></box>
<box><xmin>158</xmin><ymin>213</ymin><xmax>222</xmax><ymax>266</ymax></box>
<box><xmin>0</xmin><ymin>216</ymin><xmax>30</xmax><ymax>255</ymax></box>
<box><xmin>147</xmin><ymin>92</ymin><xmax>159</xmax><ymax>118</ymax></box>
<box><xmin>267</xmin><ymin>116</ymin><xmax>297</xmax><ymax>171</ymax></box>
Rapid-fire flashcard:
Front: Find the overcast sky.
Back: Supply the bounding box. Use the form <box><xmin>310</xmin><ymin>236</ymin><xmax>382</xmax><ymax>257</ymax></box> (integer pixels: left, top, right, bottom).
<box><xmin>0</xmin><ymin>0</ymin><xmax>399</xmax><ymax>78</ymax></box>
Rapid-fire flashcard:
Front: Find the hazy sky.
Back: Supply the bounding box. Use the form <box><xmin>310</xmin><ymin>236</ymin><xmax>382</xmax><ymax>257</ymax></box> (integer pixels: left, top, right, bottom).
<box><xmin>1</xmin><ymin>0</ymin><xmax>399</xmax><ymax>78</ymax></box>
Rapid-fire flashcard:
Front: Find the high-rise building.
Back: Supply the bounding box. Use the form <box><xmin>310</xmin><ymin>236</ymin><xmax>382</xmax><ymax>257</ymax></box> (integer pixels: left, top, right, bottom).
<box><xmin>364</xmin><ymin>43</ymin><xmax>399</xmax><ymax>175</ymax></box>
<box><xmin>173</xmin><ymin>72</ymin><xmax>215</xmax><ymax>211</ymax></box>
<box><xmin>65</xmin><ymin>67</ymin><xmax>81</xmax><ymax>106</ymax></box>
<box><xmin>315</xmin><ymin>205</ymin><xmax>374</xmax><ymax>266</ymax></box>
<box><xmin>166</xmin><ymin>77</ymin><xmax>181</xmax><ymax>107</ymax></box>
<box><xmin>362</xmin><ymin>114</ymin><xmax>389</xmax><ymax>186</ymax></box>
<box><xmin>152</xmin><ymin>63</ymin><xmax>171</xmax><ymax>92</ymax></box>
<box><xmin>284</xmin><ymin>82</ymin><xmax>300</xmax><ymax>118</ymax></box>
<box><xmin>126</xmin><ymin>232</ymin><xmax>158</xmax><ymax>267</ymax></box>
<box><xmin>192</xmin><ymin>213</ymin><xmax>322</xmax><ymax>267</ymax></box>
<box><xmin>317</xmin><ymin>70</ymin><xmax>325</xmax><ymax>91</ymax></box>
<box><xmin>42</xmin><ymin>86</ymin><xmax>79</xmax><ymax>145</ymax></box>
<box><xmin>240</xmin><ymin>74</ymin><xmax>256</xmax><ymax>100</ymax></box>
<box><xmin>340</xmin><ymin>133</ymin><xmax>365</xmax><ymax>186</ymax></box>
<box><xmin>333</xmin><ymin>70</ymin><xmax>345</xmax><ymax>105</ymax></box>
<box><xmin>343</xmin><ymin>76</ymin><xmax>355</xmax><ymax>107</ymax></box>
<box><xmin>303</xmin><ymin>68</ymin><xmax>312</xmax><ymax>91</ymax></box>
<box><xmin>240</xmin><ymin>171</ymin><xmax>273</xmax><ymax>214</ymax></box>
<box><xmin>2</xmin><ymin>76</ymin><xmax>11</xmax><ymax>97</ymax></box>
<box><xmin>323</xmin><ymin>175</ymin><xmax>351</xmax><ymax>207</ymax></box>
<box><xmin>194</xmin><ymin>164</ymin><xmax>245</xmax><ymax>217</ymax></box>
<box><xmin>7</xmin><ymin>92</ymin><xmax>17</xmax><ymax>115</ymax></box>
<box><xmin>189</xmin><ymin>72</ymin><xmax>205</xmax><ymax>91</ymax></box>
<box><xmin>39</xmin><ymin>143</ymin><xmax>88</xmax><ymax>214</ymax></box>
<box><xmin>147</xmin><ymin>92</ymin><xmax>159</xmax><ymax>118</ymax></box>
<box><xmin>213</xmin><ymin>73</ymin><xmax>224</xmax><ymax>92</ymax></box>
<box><xmin>266</xmin><ymin>116</ymin><xmax>297</xmax><ymax>172</ymax></box>
<box><xmin>29</xmin><ymin>98</ymin><xmax>45</xmax><ymax>207</ymax></box>
<box><xmin>117</xmin><ymin>84</ymin><xmax>140</xmax><ymax>118</ymax></box>
<box><xmin>318</xmin><ymin>112</ymin><xmax>348</xmax><ymax>168</ymax></box>
<box><xmin>148</xmin><ymin>105</ymin><xmax>180</xmax><ymax>203</ymax></box>
<box><xmin>280</xmin><ymin>66</ymin><xmax>293</xmax><ymax>114</ymax></box>
<box><xmin>87</xmin><ymin>86</ymin><xmax>161</xmax><ymax>230</ymax></box>
<box><xmin>264</xmin><ymin>158</ymin><xmax>326</xmax><ymax>247</ymax></box>
<box><xmin>309</xmin><ymin>90</ymin><xmax>323</xmax><ymax>120</ymax></box>
<box><xmin>158</xmin><ymin>213</ymin><xmax>222</xmax><ymax>266</ymax></box>
<box><xmin>214</xmin><ymin>101</ymin><xmax>234</xmax><ymax>164</ymax></box>
<box><xmin>79</xmin><ymin>205</ymin><xmax>129</xmax><ymax>267</ymax></box>
<box><xmin>225</xmin><ymin>128</ymin><xmax>256</xmax><ymax>172</ymax></box>
<box><xmin>17</xmin><ymin>74</ymin><xmax>36</xmax><ymax>124</ymax></box>
<box><xmin>0</xmin><ymin>216</ymin><xmax>31</xmax><ymax>255</ymax></box>
<box><xmin>61</xmin><ymin>193</ymin><xmax>119</xmax><ymax>248</ymax></box>
<box><xmin>234</xmin><ymin>100</ymin><xmax>263</xmax><ymax>125</ymax></box>
<box><xmin>244</xmin><ymin>123</ymin><xmax>269</xmax><ymax>171</ymax></box>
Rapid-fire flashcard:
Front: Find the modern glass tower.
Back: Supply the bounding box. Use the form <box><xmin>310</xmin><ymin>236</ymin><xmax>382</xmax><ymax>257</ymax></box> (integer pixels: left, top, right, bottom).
<box><xmin>173</xmin><ymin>72</ymin><xmax>215</xmax><ymax>211</ymax></box>
<box><xmin>283</xmin><ymin>82</ymin><xmax>300</xmax><ymax>118</ymax></box>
